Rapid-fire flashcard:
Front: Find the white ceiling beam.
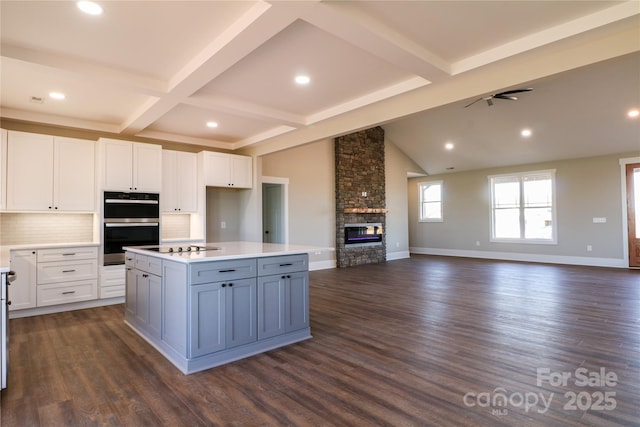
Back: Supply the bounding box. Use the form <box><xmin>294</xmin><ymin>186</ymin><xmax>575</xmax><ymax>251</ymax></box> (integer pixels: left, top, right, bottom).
<box><xmin>452</xmin><ymin>1</ymin><xmax>640</xmax><ymax>74</ymax></box>
<box><xmin>184</xmin><ymin>94</ymin><xmax>306</xmax><ymax>128</ymax></box>
<box><xmin>0</xmin><ymin>44</ymin><xmax>167</xmax><ymax>96</ymax></box>
<box><xmin>120</xmin><ymin>1</ymin><xmax>300</xmax><ymax>136</ymax></box>
<box><xmin>301</xmin><ymin>1</ymin><xmax>451</xmax><ymax>82</ymax></box>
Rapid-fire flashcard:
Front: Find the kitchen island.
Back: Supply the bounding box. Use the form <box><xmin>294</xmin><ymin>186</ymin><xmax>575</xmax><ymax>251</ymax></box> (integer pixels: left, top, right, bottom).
<box><xmin>124</xmin><ymin>242</ymin><xmax>323</xmax><ymax>374</ymax></box>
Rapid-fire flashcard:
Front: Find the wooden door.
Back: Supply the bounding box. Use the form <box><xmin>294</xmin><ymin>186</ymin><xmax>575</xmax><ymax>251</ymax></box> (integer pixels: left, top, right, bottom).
<box><xmin>627</xmin><ymin>163</ymin><xmax>640</xmax><ymax>267</ymax></box>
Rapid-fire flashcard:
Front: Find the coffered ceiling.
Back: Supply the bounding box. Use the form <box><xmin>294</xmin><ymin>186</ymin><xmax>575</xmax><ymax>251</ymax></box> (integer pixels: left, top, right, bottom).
<box><xmin>1</xmin><ymin>1</ymin><xmax>639</xmax><ymax>174</ymax></box>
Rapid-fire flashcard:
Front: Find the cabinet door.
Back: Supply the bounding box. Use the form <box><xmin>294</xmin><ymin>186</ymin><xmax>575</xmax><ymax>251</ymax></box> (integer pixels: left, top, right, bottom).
<box><xmin>54</xmin><ymin>137</ymin><xmax>95</xmax><ymax>211</ymax></box>
<box><xmin>230</xmin><ymin>155</ymin><xmax>252</xmax><ymax>189</ymax></box>
<box><xmin>135</xmin><ymin>270</ymin><xmax>150</xmax><ymax>326</ymax></box>
<box><xmin>162</xmin><ymin>261</ymin><xmax>187</xmax><ymax>356</ymax></box>
<box><xmin>176</xmin><ymin>152</ymin><xmax>197</xmax><ymax>212</ymax></box>
<box><xmin>285</xmin><ymin>271</ymin><xmax>309</xmax><ymax>332</ymax></box>
<box><xmin>133</xmin><ymin>143</ymin><xmax>162</xmax><ymax>192</ymax></box>
<box><xmin>202</xmin><ymin>152</ymin><xmax>231</xmax><ymax>187</ymax></box>
<box><xmin>148</xmin><ymin>273</ymin><xmax>162</xmax><ymax>339</ymax></box>
<box><xmin>161</xmin><ymin>150</ymin><xmax>177</xmax><ymax>212</ymax></box>
<box><xmin>9</xmin><ymin>250</ymin><xmax>37</xmax><ymax>310</ymax></box>
<box><xmin>257</xmin><ymin>275</ymin><xmax>285</xmax><ymax>339</ymax></box>
<box><xmin>1</xmin><ymin>129</ymin><xmax>6</xmax><ymax>210</ymax></box>
<box><xmin>225</xmin><ymin>278</ymin><xmax>257</xmax><ymax>348</ymax></box>
<box><xmin>103</xmin><ymin>139</ymin><xmax>133</xmax><ymax>191</ymax></box>
<box><xmin>190</xmin><ymin>282</ymin><xmax>225</xmax><ymax>357</ymax></box>
<box><xmin>6</xmin><ymin>131</ymin><xmax>54</xmax><ymax>210</ymax></box>
<box><xmin>125</xmin><ymin>265</ymin><xmax>136</xmax><ymax>317</ymax></box>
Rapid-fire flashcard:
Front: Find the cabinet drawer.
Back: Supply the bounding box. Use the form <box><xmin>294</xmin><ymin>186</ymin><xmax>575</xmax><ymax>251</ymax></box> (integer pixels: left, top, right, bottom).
<box><xmin>135</xmin><ymin>254</ymin><xmax>162</xmax><ymax>276</ymax></box>
<box><xmin>37</xmin><ymin>259</ymin><xmax>98</xmax><ymax>284</ymax></box>
<box><xmin>100</xmin><ymin>284</ymin><xmax>125</xmax><ymax>299</ymax></box>
<box><xmin>190</xmin><ymin>259</ymin><xmax>257</xmax><ymax>284</ymax></box>
<box><xmin>37</xmin><ymin>280</ymin><xmax>98</xmax><ymax>307</ymax></box>
<box><xmin>101</xmin><ymin>264</ymin><xmax>125</xmax><ymax>287</ymax></box>
<box><xmin>257</xmin><ymin>254</ymin><xmax>308</xmax><ymax>276</ymax></box>
<box><xmin>37</xmin><ymin>246</ymin><xmax>98</xmax><ymax>263</ymax></box>
<box><xmin>125</xmin><ymin>252</ymin><xmax>135</xmax><ymax>267</ymax></box>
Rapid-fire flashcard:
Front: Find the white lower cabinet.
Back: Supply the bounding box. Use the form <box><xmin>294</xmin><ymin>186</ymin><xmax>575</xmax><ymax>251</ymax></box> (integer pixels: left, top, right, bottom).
<box><xmin>8</xmin><ymin>250</ymin><xmax>37</xmax><ymax>311</ymax></box>
<box><xmin>100</xmin><ymin>265</ymin><xmax>126</xmax><ymax>299</ymax></box>
<box><xmin>37</xmin><ymin>280</ymin><xmax>97</xmax><ymax>307</ymax></box>
<box><xmin>9</xmin><ymin>246</ymin><xmax>98</xmax><ymax>312</ymax></box>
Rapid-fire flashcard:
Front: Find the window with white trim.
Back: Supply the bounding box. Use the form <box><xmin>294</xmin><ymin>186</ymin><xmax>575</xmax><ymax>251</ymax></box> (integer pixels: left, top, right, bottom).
<box><xmin>419</xmin><ymin>181</ymin><xmax>443</xmax><ymax>222</ymax></box>
<box><xmin>489</xmin><ymin>170</ymin><xmax>556</xmax><ymax>243</ymax></box>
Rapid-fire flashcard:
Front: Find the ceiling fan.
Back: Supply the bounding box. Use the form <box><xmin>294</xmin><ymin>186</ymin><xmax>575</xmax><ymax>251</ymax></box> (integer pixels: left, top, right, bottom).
<box><xmin>464</xmin><ymin>88</ymin><xmax>533</xmax><ymax>108</ymax></box>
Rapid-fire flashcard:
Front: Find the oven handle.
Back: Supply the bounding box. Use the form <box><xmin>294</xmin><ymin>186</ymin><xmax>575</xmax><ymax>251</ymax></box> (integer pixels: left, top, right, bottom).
<box><xmin>105</xmin><ymin>222</ymin><xmax>159</xmax><ymax>227</ymax></box>
<box><xmin>104</xmin><ymin>218</ymin><xmax>159</xmax><ymax>224</ymax></box>
<box><xmin>105</xmin><ymin>199</ymin><xmax>158</xmax><ymax>204</ymax></box>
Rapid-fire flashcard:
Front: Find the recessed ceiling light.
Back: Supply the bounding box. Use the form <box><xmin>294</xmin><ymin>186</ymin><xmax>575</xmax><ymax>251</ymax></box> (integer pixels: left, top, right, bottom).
<box><xmin>206</xmin><ymin>121</ymin><xmax>218</xmax><ymax>128</ymax></box>
<box><xmin>521</xmin><ymin>129</ymin><xmax>532</xmax><ymax>137</ymax></box>
<box><xmin>77</xmin><ymin>1</ymin><xmax>103</xmax><ymax>15</ymax></box>
<box><xmin>445</xmin><ymin>142</ymin><xmax>454</xmax><ymax>150</ymax></box>
<box><xmin>294</xmin><ymin>75</ymin><xmax>310</xmax><ymax>85</ymax></box>
<box><xmin>628</xmin><ymin>109</ymin><xmax>639</xmax><ymax>118</ymax></box>
<box><xmin>49</xmin><ymin>92</ymin><xmax>65</xmax><ymax>100</ymax></box>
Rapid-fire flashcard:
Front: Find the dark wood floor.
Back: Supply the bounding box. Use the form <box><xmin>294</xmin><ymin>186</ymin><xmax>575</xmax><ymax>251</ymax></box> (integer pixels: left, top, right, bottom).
<box><xmin>2</xmin><ymin>255</ymin><xmax>639</xmax><ymax>426</ymax></box>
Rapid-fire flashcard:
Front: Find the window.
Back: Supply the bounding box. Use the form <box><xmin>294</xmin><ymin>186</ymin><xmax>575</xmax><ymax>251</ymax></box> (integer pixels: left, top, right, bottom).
<box><xmin>419</xmin><ymin>181</ymin><xmax>443</xmax><ymax>222</ymax></box>
<box><xmin>489</xmin><ymin>170</ymin><xmax>556</xmax><ymax>243</ymax></box>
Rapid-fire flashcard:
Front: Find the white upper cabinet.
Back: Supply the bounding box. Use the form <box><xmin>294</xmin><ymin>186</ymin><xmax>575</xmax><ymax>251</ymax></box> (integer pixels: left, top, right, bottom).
<box><xmin>0</xmin><ymin>129</ymin><xmax>7</xmax><ymax>210</ymax></box>
<box><xmin>201</xmin><ymin>151</ymin><xmax>252</xmax><ymax>189</ymax></box>
<box><xmin>162</xmin><ymin>150</ymin><xmax>197</xmax><ymax>213</ymax></box>
<box><xmin>101</xmin><ymin>139</ymin><xmax>162</xmax><ymax>192</ymax></box>
<box><xmin>6</xmin><ymin>131</ymin><xmax>95</xmax><ymax>211</ymax></box>
<box><xmin>54</xmin><ymin>137</ymin><xmax>96</xmax><ymax>211</ymax></box>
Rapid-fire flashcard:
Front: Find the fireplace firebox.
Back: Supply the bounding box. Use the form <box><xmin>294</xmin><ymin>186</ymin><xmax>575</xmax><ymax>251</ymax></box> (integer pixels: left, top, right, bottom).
<box><xmin>344</xmin><ymin>223</ymin><xmax>383</xmax><ymax>247</ymax></box>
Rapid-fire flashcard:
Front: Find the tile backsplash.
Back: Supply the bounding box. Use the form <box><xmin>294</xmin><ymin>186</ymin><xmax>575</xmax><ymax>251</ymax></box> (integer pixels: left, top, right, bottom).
<box><xmin>0</xmin><ymin>213</ymin><xmax>95</xmax><ymax>245</ymax></box>
<box><xmin>161</xmin><ymin>214</ymin><xmax>191</xmax><ymax>240</ymax></box>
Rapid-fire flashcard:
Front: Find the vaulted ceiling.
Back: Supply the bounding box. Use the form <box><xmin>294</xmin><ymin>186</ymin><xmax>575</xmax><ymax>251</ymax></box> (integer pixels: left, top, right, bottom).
<box><xmin>1</xmin><ymin>1</ymin><xmax>638</xmax><ymax>174</ymax></box>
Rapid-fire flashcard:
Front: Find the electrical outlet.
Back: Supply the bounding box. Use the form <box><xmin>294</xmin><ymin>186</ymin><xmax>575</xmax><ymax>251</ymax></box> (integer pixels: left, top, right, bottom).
<box><xmin>361</xmin><ymin>191</ymin><xmax>367</xmax><ymax>197</ymax></box>
<box><xmin>221</xmin><ymin>221</ymin><xmax>226</xmax><ymax>229</ymax></box>
<box><xmin>593</xmin><ymin>217</ymin><xmax>607</xmax><ymax>223</ymax></box>
<box><xmin>587</xmin><ymin>245</ymin><xmax>593</xmax><ymax>252</ymax></box>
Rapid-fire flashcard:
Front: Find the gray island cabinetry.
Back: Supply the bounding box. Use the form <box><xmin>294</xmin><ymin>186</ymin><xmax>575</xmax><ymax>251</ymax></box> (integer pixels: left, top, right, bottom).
<box><xmin>124</xmin><ymin>243</ymin><xmax>311</xmax><ymax>374</ymax></box>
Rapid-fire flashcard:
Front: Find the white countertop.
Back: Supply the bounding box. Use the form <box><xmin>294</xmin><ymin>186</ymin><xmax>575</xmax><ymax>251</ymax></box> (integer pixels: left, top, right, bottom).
<box><xmin>124</xmin><ymin>241</ymin><xmax>333</xmax><ymax>263</ymax></box>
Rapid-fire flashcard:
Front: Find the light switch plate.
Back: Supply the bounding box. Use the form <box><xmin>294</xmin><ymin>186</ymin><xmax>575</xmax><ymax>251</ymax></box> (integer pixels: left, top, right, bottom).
<box><xmin>592</xmin><ymin>217</ymin><xmax>607</xmax><ymax>223</ymax></box>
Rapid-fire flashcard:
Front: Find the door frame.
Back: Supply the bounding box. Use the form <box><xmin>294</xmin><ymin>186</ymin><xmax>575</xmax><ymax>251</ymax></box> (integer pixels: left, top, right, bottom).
<box><xmin>619</xmin><ymin>156</ymin><xmax>640</xmax><ymax>268</ymax></box>
<box><xmin>261</xmin><ymin>176</ymin><xmax>289</xmax><ymax>244</ymax></box>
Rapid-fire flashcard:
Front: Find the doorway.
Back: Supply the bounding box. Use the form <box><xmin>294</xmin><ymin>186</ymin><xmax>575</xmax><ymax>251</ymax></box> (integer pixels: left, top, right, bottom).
<box><xmin>262</xmin><ymin>177</ymin><xmax>288</xmax><ymax>244</ymax></box>
<box><xmin>626</xmin><ymin>163</ymin><xmax>640</xmax><ymax>268</ymax></box>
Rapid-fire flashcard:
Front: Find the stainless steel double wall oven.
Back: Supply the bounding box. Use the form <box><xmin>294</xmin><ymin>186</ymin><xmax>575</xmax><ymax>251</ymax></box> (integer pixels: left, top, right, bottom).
<box><xmin>103</xmin><ymin>192</ymin><xmax>160</xmax><ymax>265</ymax></box>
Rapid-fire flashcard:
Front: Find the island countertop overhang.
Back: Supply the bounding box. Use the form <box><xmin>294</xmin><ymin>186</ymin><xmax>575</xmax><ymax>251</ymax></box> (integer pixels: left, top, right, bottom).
<box><xmin>124</xmin><ymin>241</ymin><xmax>333</xmax><ymax>263</ymax></box>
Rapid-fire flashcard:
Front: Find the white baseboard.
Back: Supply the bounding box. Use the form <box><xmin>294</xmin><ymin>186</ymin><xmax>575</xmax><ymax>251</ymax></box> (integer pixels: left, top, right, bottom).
<box><xmin>409</xmin><ymin>247</ymin><xmax>626</xmax><ymax>268</ymax></box>
<box><xmin>9</xmin><ymin>296</ymin><xmax>125</xmax><ymax>319</ymax></box>
<box><xmin>310</xmin><ymin>259</ymin><xmax>336</xmax><ymax>271</ymax></box>
<box><xmin>386</xmin><ymin>251</ymin><xmax>410</xmax><ymax>261</ymax></box>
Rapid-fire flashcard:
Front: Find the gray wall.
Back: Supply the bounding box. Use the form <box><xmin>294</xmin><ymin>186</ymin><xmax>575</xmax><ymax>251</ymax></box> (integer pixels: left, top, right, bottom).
<box><xmin>408</xmin><ymin>153</ymin><xmax>636</xmax><ymax>266</ymax></box>
<box><xmin>259</xmin><ymin>137</ymin><xmax>426</xmax><ymax>265</ymax></box>
<box><xmin>261</xmin><ymin>139</ymin><xmax>336</xmax><ymax>265</ymax></box>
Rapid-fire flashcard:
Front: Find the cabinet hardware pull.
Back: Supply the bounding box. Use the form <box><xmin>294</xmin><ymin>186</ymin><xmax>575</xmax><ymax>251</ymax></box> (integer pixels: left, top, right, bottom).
<box><xmin>62</xmin><ymin>253</ymin><xmax>76</xmax><ymax>256</ymax></box>
<box><xmin>221</xmin><ymin>284</ymin><xmax>226</xmax><ymax>287</ymax></box>
<box><xmin>279</xmin><ymin>263</ymin><xmax>293</xmax><ymax>267</ymax></box>
<box><xmin>229</xmin><ymin>283</ymin><xmax>233</xmax><ymax>287</ymax></box>
<box><xmin>62</xmin><ymin>291</ymin><xmax>76</xmax><ymax>295</ymax></box>
<box><xmin>62</xmin><ymin>269</ymin><xmax>76</xmax><ymax>273</ymax></box>
<box><xmin>219</xmin><ymin>269</ymin><xmax>236</xmax><ymax>273</ymax></box>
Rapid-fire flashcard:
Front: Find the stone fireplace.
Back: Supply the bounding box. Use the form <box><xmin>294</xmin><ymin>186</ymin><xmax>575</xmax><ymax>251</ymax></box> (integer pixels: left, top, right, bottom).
<box><xmin>335</xmin><ymin>126</ymin><xmax>386</xmax><ymax>268</ymax></box>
